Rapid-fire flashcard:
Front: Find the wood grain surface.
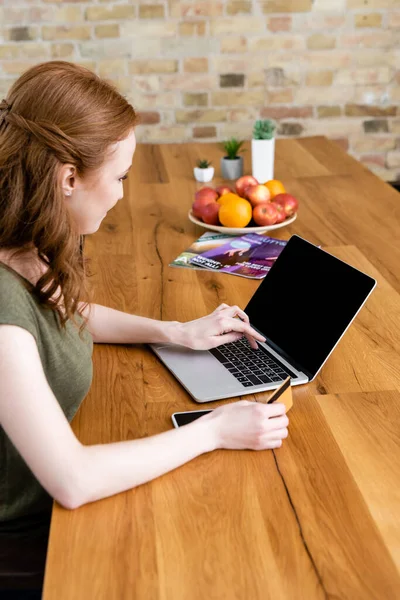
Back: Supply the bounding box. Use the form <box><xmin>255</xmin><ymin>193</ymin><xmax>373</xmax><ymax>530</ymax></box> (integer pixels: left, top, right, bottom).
<box><xmin>43</xmin><ymin>137</ymin><xmax>400</xmax><ymax>599</ymax></box>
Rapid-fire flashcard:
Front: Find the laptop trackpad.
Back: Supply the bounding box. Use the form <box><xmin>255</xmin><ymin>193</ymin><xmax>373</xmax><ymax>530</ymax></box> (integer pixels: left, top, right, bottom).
<box><xmin>151</xmin><ymin>344</ymin><xmax>240</xmax><ymax>397</ymax></box>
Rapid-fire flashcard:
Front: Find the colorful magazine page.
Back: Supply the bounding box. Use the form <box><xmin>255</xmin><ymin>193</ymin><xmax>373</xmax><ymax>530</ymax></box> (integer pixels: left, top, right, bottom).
<box><xmin>189</xmin><ymin>233</ymin><xmax>287</xmax><ymax>279</ymax></box>
<box><xmin>169</xmin><ymin>231</ymin><xmax>239</xmax><ymax>270</ymax></box>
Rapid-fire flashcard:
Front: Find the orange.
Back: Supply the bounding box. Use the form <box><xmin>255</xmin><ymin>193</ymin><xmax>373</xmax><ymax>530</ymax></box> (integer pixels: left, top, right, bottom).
<box><xmin>217</xmin><ymin>192</ymin><xmax>242</xmax><ymax>206</ymax></box>
<box><xmin>219</xmin><ymin>197</ymin><xmax>252</xmax><ymax>228</ymax></box>
<box><xmin>264</xmin><ymin>179</ymin><xmax>286</xmax><ymax>199</ymax></box>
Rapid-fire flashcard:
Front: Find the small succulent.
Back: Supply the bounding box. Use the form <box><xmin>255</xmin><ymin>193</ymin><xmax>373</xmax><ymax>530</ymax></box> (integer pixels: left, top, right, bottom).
<box><xmin>196</xmin><ymin>159</ymin><xmax>212</xmax><ymax>168</ymax></box>
<box><xmin>220</xmin><ymin>137</ymin><xmax>246</xmax><ymax>160</ymax></box>
<box><xmin>253</xmin><ymin>119</ymin><xmax>276</xmax><ymax>140</ymax></box>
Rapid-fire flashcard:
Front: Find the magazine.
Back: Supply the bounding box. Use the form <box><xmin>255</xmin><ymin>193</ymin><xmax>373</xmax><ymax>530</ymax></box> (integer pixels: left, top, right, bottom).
<box><xmin>169</xmin><ymin>231</ymin><xmax>239</xmax><ymax>270</ymax></box>
<box><xmin>189</xmin><ymin>233</ymin><xmax>287</xmax><ymax>279</ymax></box>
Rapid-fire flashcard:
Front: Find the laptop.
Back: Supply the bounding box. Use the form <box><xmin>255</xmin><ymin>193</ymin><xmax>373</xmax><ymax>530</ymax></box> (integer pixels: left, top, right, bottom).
<box><xmin>150</xmin><ymin>235</ymin><xmax>377</xmax><ymax>403</ymax></box>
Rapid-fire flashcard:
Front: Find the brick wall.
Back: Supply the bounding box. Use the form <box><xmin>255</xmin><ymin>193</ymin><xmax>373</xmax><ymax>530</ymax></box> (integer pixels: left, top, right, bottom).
<box><xmin>1</xmin><ymin>0</ymin><xmax>399</xmax><ymax>182</ymax></box>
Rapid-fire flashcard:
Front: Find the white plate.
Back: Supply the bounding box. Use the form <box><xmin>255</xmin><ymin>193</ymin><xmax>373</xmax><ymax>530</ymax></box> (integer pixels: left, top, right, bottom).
<box><xmin>188</xmin><ymin>210</ymin><xmax>297</xmax><ymax>236</ymax></box>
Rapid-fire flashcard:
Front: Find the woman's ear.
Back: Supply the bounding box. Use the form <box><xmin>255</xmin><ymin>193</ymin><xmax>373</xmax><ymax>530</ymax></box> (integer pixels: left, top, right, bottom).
<box><xmin>59</xmin><ymin>164</ymin><xmax>76</xmax><ymax>198</ymax></box>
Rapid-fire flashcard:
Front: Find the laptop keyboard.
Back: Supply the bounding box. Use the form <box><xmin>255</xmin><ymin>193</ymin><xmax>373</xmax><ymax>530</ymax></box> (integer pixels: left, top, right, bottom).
<box><xmin>209</xmin><ymin>338</ymin><xmax>296</xmax><ymax>387</ymax></box>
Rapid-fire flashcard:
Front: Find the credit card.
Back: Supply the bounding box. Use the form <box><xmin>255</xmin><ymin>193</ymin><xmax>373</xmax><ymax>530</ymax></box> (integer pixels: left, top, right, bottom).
<box><xmin>258</xmin><ymin>376</ymin><xmax>293</xmax><ymax>412</ymax></box>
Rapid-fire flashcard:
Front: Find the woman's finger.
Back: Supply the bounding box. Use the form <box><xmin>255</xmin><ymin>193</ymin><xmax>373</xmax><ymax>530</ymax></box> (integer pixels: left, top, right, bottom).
<box><xmin>214</xmin><ymin>303</ymin><xmax>230</xmax><ymax>313</ymax></box>
<box><xmin>220</xmin><ymin>317</ymin><xmax>265</xmax><ymax>342</ymax></box>
<box><xmin>262</xmin><ymin>428</ymin><xmax>289</xmax><ymax>441</ymax></box>
<box><xmin>210</xmin><ymin>331</ymin><xmax>243</xmax><ymax>347</ymax></box>
<box><xmin>263</xmin><ymin>403</ymin><xmax>286</xmax><ymax>418</ymax></box>
<box><xmin>212</xmin><ymin>303</ymin><xmax>250</xmax><ymax>325</ymax></box>
<box><xmin>220</xmin><ymin>304</ymin><xmax>251</xmax><ymax>324</ymax></box>
<box><xmin>254</xmin><ymin>439</ymin><xmax>283</xmax><ymax>450</ymax></box>
<box><xmin>244</xmin><ymin>333</ymin><xmax>258</xmax><ymax>349</ymax></box>
<box><xmin>264</xmin><ymin>415</ymin><xmax>289</xmax><ymax>431</ymax></box>
<box><xmin>268</xmin><ymin>440</ymin><xmax>283</xmax><ymax>449</ymax></box>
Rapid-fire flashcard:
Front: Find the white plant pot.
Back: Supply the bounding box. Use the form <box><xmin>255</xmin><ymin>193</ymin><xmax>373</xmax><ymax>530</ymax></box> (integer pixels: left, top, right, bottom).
<box><xmin>194</xmin><ymin>166</ymin><xmax>214</xmax><ymax>182</ymax></box>
<box><xmin>251</xmin><ymin>138</ymin><xmax>275</xmax><ymax>184</ymax></box>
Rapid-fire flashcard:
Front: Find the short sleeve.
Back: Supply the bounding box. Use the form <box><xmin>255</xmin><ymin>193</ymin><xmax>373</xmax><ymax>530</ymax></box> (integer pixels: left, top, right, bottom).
<box><xmin>0</xmin><ymin>268</ymin><xmax>39</xmax><ymax>342</ymax></box>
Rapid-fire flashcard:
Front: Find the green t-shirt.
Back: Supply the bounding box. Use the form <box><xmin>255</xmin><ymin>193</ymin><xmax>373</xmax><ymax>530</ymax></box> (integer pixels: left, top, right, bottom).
<box><xmin>0</xmin><ymin>263</ymin><xmax>93</xmax><ymax>529</ymax></box>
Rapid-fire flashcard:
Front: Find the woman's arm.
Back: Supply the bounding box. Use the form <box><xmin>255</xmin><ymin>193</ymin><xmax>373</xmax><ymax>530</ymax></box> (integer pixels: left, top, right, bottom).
<box><xmin>77</xmin><ymin>420</ymin><xmax>216</xmax><ymax>508</ymax></box>
<box><xmin>79</xmin><ymin>302</ymin><xmax>178</xmax><ymax>345</ymax></box>
<box><xmin>79</xmin><ymin>395</ymin><xmax>288</xmax><ymax>508</ymax></box>
<box><xmin>79</xmin><ymin>302</ymin><xmax>265</xmax><ymax>350</ymax></box>
<box><xmin>0</xmin><ymin>325</ymin><xmax>216</xmax><ymax>509</ymax></box>
<box><xmin>0</xmin><ymin>325</ymin><xmax>287</xmax><ymax>510</ymax></box>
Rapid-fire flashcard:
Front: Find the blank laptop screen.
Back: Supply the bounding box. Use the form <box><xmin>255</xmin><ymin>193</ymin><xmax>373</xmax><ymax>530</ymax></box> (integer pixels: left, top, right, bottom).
<box><xmin>244</xmin><ymin>235</ymin><xmax>376</xmax><ymax>378</ymax></box>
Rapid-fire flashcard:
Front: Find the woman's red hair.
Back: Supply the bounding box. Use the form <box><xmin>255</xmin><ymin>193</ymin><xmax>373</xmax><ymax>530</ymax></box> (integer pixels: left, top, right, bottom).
<box><xmin>0</xmin><ymin>61</ymin><xmax>139</xmax><ymax>336</ymax></box>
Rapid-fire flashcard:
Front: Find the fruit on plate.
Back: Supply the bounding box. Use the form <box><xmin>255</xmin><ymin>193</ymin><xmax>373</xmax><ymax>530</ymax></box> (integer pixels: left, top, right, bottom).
<box><xmin>219</xmin><ymin>197</ymin><xmax>252</xmax><ymax>228</ymax></box>
<box><xmin>273</xmin><ymin>193</ymin><xmax>299</xmax><ymax>217</ymax></box>
<box><xmin>253</xmin><ymin>203</ymin><xmax>279</xmax><ymax>226</ymax></box>
<box><xmin>215</xmin><ymin>185</ymin><xmax>233</xmax><ymax>196</ymax></box>
<box><xmin>202</xmin><ymin>202</ymin><xmax>221</xmax><ymax>225</ymax></box>
<box><xmin>245</xmin><ymin>184</ymin><xmax>271</xmax><ymax>206</ymax></box>
<box><xmin>192</xmin><ymin>187</ymin><xmax>219</xmax><ymax>219</ymax></box>
<box><xmin>264</xmin><ymin>179</ymin><xmax>286</xmax><ymax>199</ymax></box>
<box><xmin>235</xmin><ymin>175</ymin><xmax>258</xmax><ymax>198</ymax></box>
<box><xmin>191</xmin><ymin>180</ymin><xmax>299</xmax><ymax>228</ymax></box>
<box><xmin>273</xmin><ymin>203</ymin><xmax>287</xmax><ymax>224</ymax></box>
<box><xmin>192</xmin><ymin>197</ymin><xmax>214</xmax><ymax>219</ymax></box>
<box><xmin>217</xmin><ymin>192</ymin><xmax>242</xmax><ymax>206</ymax></box>
<box><xmin>194</xmin><ymin>186</ymin><xmax>219</xmax><ymax>203</ymax></box>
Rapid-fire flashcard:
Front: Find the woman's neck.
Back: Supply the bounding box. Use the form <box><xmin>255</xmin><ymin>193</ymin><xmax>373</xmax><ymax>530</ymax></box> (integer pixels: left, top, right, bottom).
<box><xmin>0</xmin><ymin>247</ymin><xmax>46</xmax><ymax>286</ymax></box>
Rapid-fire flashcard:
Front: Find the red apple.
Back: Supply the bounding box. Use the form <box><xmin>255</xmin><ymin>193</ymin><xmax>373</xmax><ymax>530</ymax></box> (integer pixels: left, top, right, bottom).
<box><xmin>235</xmin><ymin>175</ymin><xmax>258</xmax><ymax>198</ymax></box>
<box><xmin>195</xmin><ymin>187</ymin><xmax>219</xmax><ymax>203</ymax></box>
<box><xmin>202</xmin><ymin>202</ymin><xmax>221</xmax><ymax>225</ymax></box>
<box><xmin>253</xmin><ymin>203</ymin><xmax>279</xmax><ymax>226</ymax></box>
<box><xmin>215</xmin><ymin>185</ymin><xmax>233</xmax><ymax>196</ymax></box>
<box><xmin>273</xmin><ymin>202</ymin><xmax>287</xmax><ymax>224</ymax></box>
<box><xmin>245</xmin><ymin>184</ymin><xmax>272</xmax><ymax>206</ymax></box>
<box><xmin>192</xmin><ymin>187</ymin><xmax>219</xmax><ymax>219</ymax></box>
<box><xmin>192</xmin><ymin>197</ymin><xmax>216</xmax><ymax>219</ymax></box>
<box><xmin>273</xmin><ymin>193</ymin><xmax>299</xmax><ymax>217</ymax></box>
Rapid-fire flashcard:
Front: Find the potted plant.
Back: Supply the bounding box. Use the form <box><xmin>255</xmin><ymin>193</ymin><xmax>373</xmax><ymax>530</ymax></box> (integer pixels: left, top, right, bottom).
<box><xmin>252</xmin><ymin>119</ymin><xmax>276</xmax><ymax>184</ymax></box>
<box><xmin>194</xmin><ymin>159</ymin><xmax>214</xmax><ymax>183</ymax></box>
<box><xmin>220</xmin><ymin>137</ymin><xmax>245</xmax><ymax>180</ymax></box>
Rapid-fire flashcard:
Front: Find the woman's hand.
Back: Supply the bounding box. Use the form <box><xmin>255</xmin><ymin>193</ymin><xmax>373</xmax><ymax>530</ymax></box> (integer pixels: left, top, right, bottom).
<box><xmin>175</xmin><ymin>303</ymin><xmax>266</xmax><ymax>350</ymax></box>
<box><xmin>197</xmin><ymin>400</ymin><xmax>289</xmax><ymax>451</ymax></box>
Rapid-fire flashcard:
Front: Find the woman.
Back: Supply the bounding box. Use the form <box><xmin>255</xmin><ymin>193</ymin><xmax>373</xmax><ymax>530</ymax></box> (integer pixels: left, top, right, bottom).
<box><xmin>0</xmin><ymin>62</ymin><xmax>289</xmax><ymax>592</ymax></box>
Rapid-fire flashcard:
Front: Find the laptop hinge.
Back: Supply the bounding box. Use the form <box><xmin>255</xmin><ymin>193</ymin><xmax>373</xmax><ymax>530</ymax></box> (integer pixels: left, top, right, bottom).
<box><xmin>252</xmin><ymin>326</ymin><xmax>313</xmax><ymax>381</ymax></box>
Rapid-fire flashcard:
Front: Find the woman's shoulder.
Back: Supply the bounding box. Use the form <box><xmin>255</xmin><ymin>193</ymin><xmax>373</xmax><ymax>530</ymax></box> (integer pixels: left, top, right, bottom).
<box><xmin>0</xmin><ymin>263</ymin><xmax>39</xmax><ymax>340</ymax></box>
<box><xmin>0</xmin><ymin>261</ymin><xmax>35</xmax><ymax>294</ymax></box>
<box><xmin>0</xmin><ymin>261</ymin><xmax>33</xmax><ymax>289</ymax></box>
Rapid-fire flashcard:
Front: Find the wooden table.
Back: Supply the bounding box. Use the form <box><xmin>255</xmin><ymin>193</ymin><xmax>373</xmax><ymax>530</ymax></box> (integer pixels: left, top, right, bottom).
<box><xmin>43</xmin><ymin>137</ymin><xmax>400</xmax><ymax>599</ymax></box>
